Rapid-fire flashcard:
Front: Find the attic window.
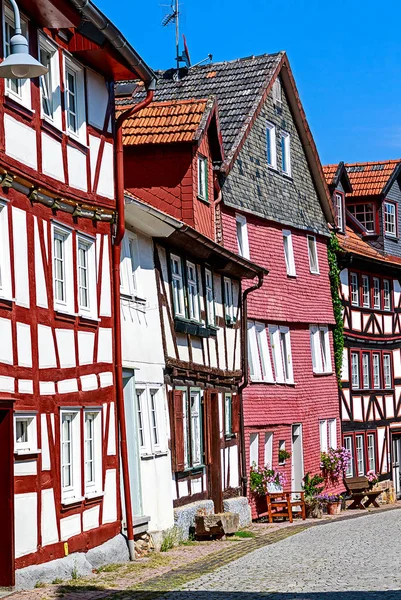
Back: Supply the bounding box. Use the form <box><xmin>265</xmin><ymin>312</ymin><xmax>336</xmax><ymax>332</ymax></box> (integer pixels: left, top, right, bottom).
<box><xmin>349</xmin><ymin>203</ymin><xmax>375</xmax><ymax>233</ymax></box>
<box><xmin>197</xmin><ymin>155</ymin><xmax>208</xmax><ymax>201</ymax></box>
<box><xmin>272</xmin><ymin>78</ymin><xmax>282</xmax><ymax>105</ymax></box>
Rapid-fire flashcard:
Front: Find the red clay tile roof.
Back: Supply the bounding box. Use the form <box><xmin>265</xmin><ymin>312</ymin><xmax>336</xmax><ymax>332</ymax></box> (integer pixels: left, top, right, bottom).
<box><xmin>121</xmin><ymin>98</ymin><xmax>212</xmax><ymax>145</ymax></box>
<box><xmin>338</xmin><ymin>227</ymin><xmax>401</xmax><ymax>266</ymax></box>
<box><xmin>322</xmin><ymin>164</ymin><xmax>338</xmax><ymax>187</ymax></box>
<box><xmin>344</xmin><ymin>159</ymin><xmax>401</xmax><ymax>198</ymax></box>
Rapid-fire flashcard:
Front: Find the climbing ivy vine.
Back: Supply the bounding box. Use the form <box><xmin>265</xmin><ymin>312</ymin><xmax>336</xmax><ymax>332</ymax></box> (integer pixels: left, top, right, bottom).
<box><xmin>327</xmin><ymin>233</ymin><xmax>344</xmax><ymax>387</ymax></box>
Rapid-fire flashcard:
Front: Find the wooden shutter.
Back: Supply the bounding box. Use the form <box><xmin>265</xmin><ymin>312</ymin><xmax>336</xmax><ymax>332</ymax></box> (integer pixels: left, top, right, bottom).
<box><xmin>231</xmin><ymin>393</ymin><xmax>241</xmax><ymax>434</ymax></box>
<box><xmin>169</xmin><ymin>390</ymin><xmax>185</xmax><ymax>472</ymax></box>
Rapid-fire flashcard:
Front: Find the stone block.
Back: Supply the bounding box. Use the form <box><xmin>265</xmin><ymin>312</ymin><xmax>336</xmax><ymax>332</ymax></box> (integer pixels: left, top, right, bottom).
<box><xmin>15</xmin><ymin>552</ymin><xmax>92</xmax><ymax>590</ymax></box>
<box><xmin>174</xmin><ymin>499</ymin><xmax>214</xmax><ymax>541</ymax></box>
<box><xmin>223</xmin><ymin>496</ymin><xmax>252</xmax><ymax>527</ymax></box>
<box><xmin>195</xmin><ymin>512</ymin><xmax>239</xmax><ymax>538</ymax></box>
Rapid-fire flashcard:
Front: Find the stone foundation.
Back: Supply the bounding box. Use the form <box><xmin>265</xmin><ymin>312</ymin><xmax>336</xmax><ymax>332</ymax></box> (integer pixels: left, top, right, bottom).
<box><xmin>374</xmin><ymin>479</ymin><xmax>396</xmax><ymax>504</ymax></box>
<box><xmin>174</xmin><ymin>500</ymin><xmax>214</xmax><ymax>541</ymax></box>
<box><xmin>15</xmin><ymin>534</ymin><xmax>129</xmax><ymax>591</ymax></box>
<box><xmin>223</xmin><ymin>496</ymin><xmax>252</xmax><ymax>527</ymax></box>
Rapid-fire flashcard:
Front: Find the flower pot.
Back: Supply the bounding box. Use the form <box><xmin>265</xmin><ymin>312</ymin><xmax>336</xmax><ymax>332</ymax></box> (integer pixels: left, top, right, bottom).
<box><xmin>327</xmin><ymin>501</ymin><xmax>341</xmax><ymax>515</ymax></box>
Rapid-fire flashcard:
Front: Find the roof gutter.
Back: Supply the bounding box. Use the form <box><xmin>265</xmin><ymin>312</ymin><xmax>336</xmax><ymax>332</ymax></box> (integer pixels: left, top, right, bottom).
<box><xmin>67</xmin><ymin>0</ymin><xmax>157</xmax><ymax>88</ymax></box>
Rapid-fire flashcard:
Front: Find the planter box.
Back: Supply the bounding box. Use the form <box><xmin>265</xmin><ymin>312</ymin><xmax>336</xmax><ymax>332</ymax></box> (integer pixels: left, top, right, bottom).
<box><xmin>327</xmin><ymin>502</ymin><xmax>341</xmax><ymax>515</ymax></box>
<box><xmin>195</xmin><ymin>512</ymin><xmax>239</xmax><ymax>539</ymax></box>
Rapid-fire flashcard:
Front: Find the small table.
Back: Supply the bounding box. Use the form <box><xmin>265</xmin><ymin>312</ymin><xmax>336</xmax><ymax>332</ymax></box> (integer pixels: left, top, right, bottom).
<box><xmin>363</xmin><ymin>491</ymin><xmax>382</xmax><ymax>508</ymax></box>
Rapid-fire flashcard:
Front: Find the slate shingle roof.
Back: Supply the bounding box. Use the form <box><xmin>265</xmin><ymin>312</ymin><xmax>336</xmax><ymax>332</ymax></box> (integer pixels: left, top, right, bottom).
<box><xmin>120</xmin><ymin>98</ymin><xmax>211</xmax><ymax>145</ymax></box>
<box><xmin>344</xmin><ymin>159</ymin><xmax>401</xmax><ymax>198</ymax></box>
<box><xmin>116</xmin><ymin>52</ymin><xmax>284</xmax><ymax>158</ymax></box>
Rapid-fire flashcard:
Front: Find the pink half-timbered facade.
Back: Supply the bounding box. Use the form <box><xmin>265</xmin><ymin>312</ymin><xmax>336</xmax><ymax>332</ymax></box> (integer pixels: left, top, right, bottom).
<box><xmin>0</xmin><ymin>0</ymin><xmax>154</xmax><ymax>587</ymax></box>
<box><xmin>325</xmin><ymin>160</ymin><xmax>401</xmax><ymax>500</ymax></box>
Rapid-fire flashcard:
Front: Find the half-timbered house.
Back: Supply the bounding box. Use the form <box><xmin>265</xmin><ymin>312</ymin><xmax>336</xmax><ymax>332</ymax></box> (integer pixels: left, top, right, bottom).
<box><xmin>0</xmin><ymin>0</ymin><xmax>154</xmax><ymax>587</ymax></box>
<box><xmin>116</xmin><ymin>53</ymin><xmax>342</xmax><ymax>514</ymax></box>
<box><xmin>324</xmin><ymin>160</ymin><xmax>401</xmax><ymax>499</ymax></box>
<box><xmin>116</xmin><ymin>95</ymin><xmax>266</xmax><ymax>530</ymax></box>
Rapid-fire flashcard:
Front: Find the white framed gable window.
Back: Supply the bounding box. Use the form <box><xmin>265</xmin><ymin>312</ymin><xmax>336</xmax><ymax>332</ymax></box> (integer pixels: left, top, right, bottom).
<box><xmin>197</xmin><ymin>155</ymin><xmax>208</xmax><ymax>201</ymax></box>
<box><xmin>320</xmin><ymin>418</ymin><xmax>337</xmax><ymax>452</ymax></box>
<box><xmin>281</xmin><ymin>132</ymin><xmax>291</xmax><ymax>176</ymax></box>
<box><xmin>60</xmin><ymin>410</ymin><xmax>82</xmax><ymax>503</ymax></box>
<box><xmin>38</xmin><ymin>34</ymin><xmax>62</xmax><ymax>128</ymax></box>
<box><xmin>84</xmin><ymin>409</ymin><xmax>102</xmax><ymax>497</ymax></box>
<box><xmin>205</xmin><ymin>268</ymin><xmax>216</xmax><ymax>326</ymax></box>
<box><xmin>3</xmin><ymin>3</ymin><xmax>31</xmax><ymax>108</ymax></box>
<box><xmin>77</xmin><ymin>235</ymin><xmax>97</xmax><ymax>319</ymax></box>
<box><xmin>269</xmin><ymin>325</ymin><xmax>294</xmax><ymax>384</ymax></box>
<box><xmin>120</xmin><ymin>232</ymin><xmax>141</xmax><ymax>299</ymax></box>
<box><xmin>283</xmin><ymin>230</ymin><xmax>296</xmax><ymax>276</ymax></box>
<box><xmin>335</xmin><ymin>192</ymin><xmax>344</xmax><ymax>232</ymax></box>
<box><xmin>52</xmin><ymin>223</ymin><xmax>74</xmax><ymax>314</ymax></box>
<box><xmin>14</xmin><ymin>413</ymin><xmax>37</xmax><ymax>454</ymax></box>
<box><xmin>224</xmin><ymin>277</ymin><xmax>235</xmax><ymax>324</ymax></box>
<box><xmin>186</xmin><ymin>261</ymin><xmax>200</xmax><ymax>321</ymax></box>
<box><xmin>266</xmin><ymin>122</ymin><xmax>277</xmax><ymax>169</ymax></box>
<box><xmin>310</xmin><ymin>325</ymin><xmax>332</xmax><ymax>374</ymax></box>
<box><xmin>236</xmin><ymin>214</ymin><xmax>250</xmax><ymax>259</ymax></box>
<box><xmin>307</xmin><ymin>235</ymin><xmax>319</xmax><ymax>274</ymax></box>
<box><xmin>247</xmin><ymin>320</ymin><xmax>274</xmax><ymax>383</ymax></box>
<box><xmin>171</xmin><ymin>254</ymin><xmax>185</xmax><ymax>317</ymax></box>
<box><xmin>64</xmin><ymin>56</ymin><xmax>86</xmax><ymax>144</ymax></box>
<box><xmin>0</xmin><ymin>201</ymin><xmax>12</xmax><ymax>301</ymax></box>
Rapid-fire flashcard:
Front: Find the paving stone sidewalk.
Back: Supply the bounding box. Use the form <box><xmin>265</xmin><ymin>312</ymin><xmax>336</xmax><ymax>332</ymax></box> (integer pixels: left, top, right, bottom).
<box><xmin>8</xmin><ymin>504</ymin><xmax>401</xmax><ymax>600</ymax></box>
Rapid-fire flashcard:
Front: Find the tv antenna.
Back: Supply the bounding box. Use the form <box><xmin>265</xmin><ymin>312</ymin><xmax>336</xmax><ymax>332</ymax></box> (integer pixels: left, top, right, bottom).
<box><xmin>162</xmin><ymin>0</ymin><xmax>191</xmax><ymax>79</ymax></box>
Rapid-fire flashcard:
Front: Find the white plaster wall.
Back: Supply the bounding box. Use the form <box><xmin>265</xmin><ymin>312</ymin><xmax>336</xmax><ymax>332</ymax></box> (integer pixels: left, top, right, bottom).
<box><xmin>5</xmin><ymin>114</ymin><xmax>37</xmax><ymax>169</ymax></box>
<box><xmin>34</xmin><ymin>217</ymin><xmax>48</xmax><ymax>308</ymax></box>
<box><xmin>15</xmin><ymin>493</ymin><xmax>37</xmax><ymax>557</ymax></box>
<box><xmin>12</xmin><ymin>207</ymin><xmax>30</xmax><ymax>308</ymax></box>
<box><xmin>41</xmin><ymin>489</ymin><xmax>59</xmax><ymax>546</ymax></box>
<box><xmin>97</xmin><ymin>142</ymin><xmax>114</xmax><ymax>199</ymax></box>
<box><xmin>0</xmin><ymin>317</ymin><xmax>12</xmax><ymax>364</ymax></box>
<box><xmin>67</xmin><ymin>145</ymin><xmax>87</xmax><ymax>191</ymax></box>
<box><xmin>86</xmin><ymin>70</ymin><xmax>109</xmax><ymax>130</ymax></box>
<box><xmin>41</xmin><ymin>133</ymin><xmax>64</xmax><ymax>181</ymax></box>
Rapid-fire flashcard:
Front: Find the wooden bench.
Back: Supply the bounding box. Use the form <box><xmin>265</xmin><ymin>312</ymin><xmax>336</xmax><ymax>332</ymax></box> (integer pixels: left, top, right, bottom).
<box><xmin>344</xmin><ymin>476</ymin><xmax>382</xmax><ymax>509</ymax></box>
<box><xmin>255</xmin><ymin>486</ymin><xmax>306</xmax><ymax>523</ymax></box>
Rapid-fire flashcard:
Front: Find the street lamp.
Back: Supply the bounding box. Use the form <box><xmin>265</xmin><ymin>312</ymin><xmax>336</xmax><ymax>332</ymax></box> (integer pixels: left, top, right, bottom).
<box><xmin>0</xmin><ymin>0</ymin><xmax>48</xmax><ymax>79</ymax></box>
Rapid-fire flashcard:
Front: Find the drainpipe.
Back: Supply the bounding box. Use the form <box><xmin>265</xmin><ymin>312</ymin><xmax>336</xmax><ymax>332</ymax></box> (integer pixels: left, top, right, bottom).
<box><xmin>112</xmin><ymin>81</ymin><xmax>155</xmax><ymax>560</ymax></box>
<box><xmin>238</xmin><ymin>272</ymin><xmax>265</xmax><ymax>497</ymax></box>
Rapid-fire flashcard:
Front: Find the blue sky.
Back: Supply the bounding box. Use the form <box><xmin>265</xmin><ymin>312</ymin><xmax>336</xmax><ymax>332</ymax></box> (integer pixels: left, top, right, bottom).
<box><xmin>97</xmin><ymin>0</ymin><xmax>401</xmax><ymax>165</ymax></box>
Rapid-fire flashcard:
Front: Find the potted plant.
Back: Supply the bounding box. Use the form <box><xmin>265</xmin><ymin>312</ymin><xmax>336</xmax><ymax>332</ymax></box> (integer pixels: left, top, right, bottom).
<box><xmin>278</xmin><ymin>448</ymin><xmax>291</xmax><ymax>465</ymax></box>
<box><xmin>302</xmin><ymin>472</ymin><xmax>325</xmax><ymax>518</ymax></box>
<box><xmin>367</xmin><ymin>470</ymin><xmax>379</xmax><ymax>490</ymax></box>
<box><xmin>249</xmin><ymin>463</ymin><xmax>286</xmax><ymax>516</ymax></box>
<box><xmin>318</xmin><ymin>492</ymin><xmax>343</xmax><ymax>515</ymax></box>
<box><xmin>320</xmin><ymin>447</ymin><xmax>351</xmax><ymax>484</ymax></box>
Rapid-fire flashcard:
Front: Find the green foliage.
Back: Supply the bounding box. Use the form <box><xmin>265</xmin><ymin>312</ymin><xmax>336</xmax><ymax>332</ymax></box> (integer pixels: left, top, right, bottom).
<box><xmin>302</xmin><ymin>472</ymin><xmax>325</xmax><ymax>499</ymax></box>
<box><xmin>161</xmin><ymin>527</ymin><xmax>180</xmax><ymax>552</ymax></box>
<box><xmin>34</xmin><ymin>581</ymin><xmax>46</xmax><ymax>588</ymax></box>
<box><xmin>71</xmin><ymin>564</ymin><xmax>79</xmax><ymax>580</ymax></box>
<box><xmin>233</xmin><ymin>530</ymin><xmax>255</xmax><ymax>538</ymax></box>
<box><xmin>52</xmin><ymin>578</ymin><xmax>63</xmax><ymax>584</ymax></box>
<box><xmin>278</xmin><ymin>449</ymin><xmax>291</xmax><ymax>463</ymax></box>
<box><xmin>327</xmin><ymin>233</ymin><xmax>344</xmax><ymax>387</ymax></box>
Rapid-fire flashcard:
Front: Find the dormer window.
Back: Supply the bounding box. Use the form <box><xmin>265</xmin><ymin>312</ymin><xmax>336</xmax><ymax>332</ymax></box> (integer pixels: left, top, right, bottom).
<box><xmin>384</xmin><ymin>201</ymin><xmax>397</xmax><ymax>238</ymax></box>
<box><xmin>281</xmin><ymin>132</ymin><xmax>291</xmax><ymax>176</ymax></box>
<box><xmin>197</xmin><ymin>155</ymin><xmax>208</xmax><ymax>201</ymax></box>
<box><xmin>348</xmin><ymin>203</ymin><xmax>375</xmax><ymax>233</ymax></box>
<box><xmin>335</xmin><ymin>192</ymin><xmax>344</xmax><ymax>232</ymax></box>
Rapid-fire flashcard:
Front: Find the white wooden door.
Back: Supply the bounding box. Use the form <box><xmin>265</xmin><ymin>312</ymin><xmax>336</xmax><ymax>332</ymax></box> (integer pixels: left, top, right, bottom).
<box><xmin>291</xmin><ymin>424</ymin><xmax>304</xmax><ymax>496</ymax></box>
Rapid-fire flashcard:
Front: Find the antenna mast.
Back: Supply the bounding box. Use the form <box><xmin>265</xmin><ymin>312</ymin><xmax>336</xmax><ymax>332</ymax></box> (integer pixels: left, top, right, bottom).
<box><xmin>175</xmin><ymin>0</ymin><xmax>180</xmax><ymax>76</ymax></box>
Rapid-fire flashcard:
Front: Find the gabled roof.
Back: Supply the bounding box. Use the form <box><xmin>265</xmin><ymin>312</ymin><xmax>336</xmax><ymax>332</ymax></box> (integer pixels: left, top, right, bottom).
<box><xmin>323</xmin><ymin>162</ymin><xmax>352</xmax><ymax>194</ymax></box>
<box><xmin>120</xmin><ymin>97</ymin><xmax>222</xmax><ymax>159</ymax></box>
<box><xmin>116</xmin><ymin>52</ymin><xmax>333</xmax><ymax>223</ymax></box>
<box><xmin>338</xmin><ymin>227</ymin><xmax>401</xmax><ymax>268</ymax></box>
<box><xmin>343</xmin><ymin>159</ymin><xmax>401</xmax><ymax>198</ymax></box>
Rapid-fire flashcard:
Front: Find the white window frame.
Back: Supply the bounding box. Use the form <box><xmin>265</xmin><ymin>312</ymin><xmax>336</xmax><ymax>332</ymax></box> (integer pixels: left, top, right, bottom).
<box><xmin>283</xmin><ymin>230</ymin><xmax>296</xmax><ymax>277</ymax></box>
<box><xmin>249</xmin><ymin>432</ymin><xmax>259</xmax><ymax>467</ymax></box>
<box><xmin>266</xmin><ymin>122</ymin><xmax>277</xmax><ymax>169</ymax></box>
<box><xmin>383</xmin><ymin>353</ymin><xmax>392</xmax><ymax>389</ymax></box>
<box><xmin>373</xmin><ymin>353</ymin><xmax>381</xmax><ymax>389</ymax></box>
<box><xmin>343</xmin><ymin>435</ymin><xmax>353</xmax><ymax>477</ymax></box>
<box><xmin>373</xmin><ymin>277</ymin><xmax>380</xmax><ymax>309</ymax></box>
<box><xmin>188</xmin><ymin>389</ymin><xmax>202</xmax><ymax>468</ymax></box>
<box><xmin>247</xmin><ymin>321</ymin><xmax>274</xmax><ymax>383</ymax></box>
<box><xmin>355</xmin><ymin>434</ymin><xmax>365</xmax><ymax>476</ymax></box>
<box><xmin>63</xmin><ymin>55</ymin><xmax>86</xmax><ymax>145</ymax></box>
<box><xmin>60</xmin><ymin>409</ymin><xmax>82</xmax><ymax>504</ymax></box>
<box><xmin>350</xmin><ymin>272</ymin><xmax>359</xmax><ymax>306</ymax></box>
<box><xmin>170</xmin><ymin>254</ymin><xmax>185</xmax><ymax>318</ymax></box>
<box><xmin>383</xmin><ymin>279</ymin><xmax>391</xmax><ymax>311</ymax></box>
<box><xmin>120</xmin><ymin>232</ymin><xmax>142</xmax><ymax>299</ymax></box>
<box><xmin>3</xmin><ymin>3</ymin><xmax>31</xmax><ymax>109</ymax></box>
<box><xmin>362</xmin><ymin>352</ymin><xmax>370</xmax><ymax>389</ymax></box>
<box><xmin>136</xmin><ymin>386</ymin><xmax>166</xmax><ymax>457</ymax></box>
<box><xmin>367</xmin><ymin>433</ymin><xmax>376</xmax><ymax>472</ymax></box>
<box><xmin>272</xmin><ymin>78</ymin><xmax>282</xmax><ymax>105</ymax></box>
<box><xmin>269</xmin><ymin>324</ymin><xmax>294</xmax><ymax>384</ymax></box>
<box><xmin>307</xmin><ymin>235</ymin><xmax>319</xmax><ymax>274</ymax></box>
<box><xmin>0</xmin><ymin>201</ymin><xmax>12</xmax><ymax>301</ymax></box>
<box><xmin>362</xmin><ymin>275</ymin><xmax>370</xmax><ymax>308</ymax></box>
<box><xmin>224</xmin><ymin>392</ymin><xmax>232</xmax><ymax>436</ymax></box>
<box><xmin>351</xmin><ymin>352</ymin><xmax>360</xmax><ymax>389</ymax></box>
<box><xmin>77</xmin><ymin>234</ymin><xmax>97</xmax><ymax>319</ymax></box>
<box><xmin>264</xmin><ymin>432</ymin><xmax>273</xmax><ymax>467</ymax></box>
<box><xmin>38</xmin><ymin>34</ymin><xmax>62</xmax><ymax>129</ymax></box>
<box><xmin>84</xmin><ymin>409</ymin><xmax>102</xmax><ymax>498</ymax></box>
<box><xmin>52</xmin><ymin>223</ymin><xmax>74</xmax><ymax>315</ymax></box>
<box><xmin>278</xmin><ymin>439</ymin><xmax>286</xmax><ymax>465</ymax></box>
<box><xmin>319</xmin><ymin>419</ymin><xmax>328</xmax><ymax>452</ymax></box>
<box><xmin>328</xmin><ymin>418</ymin><xmax>337</xmax><ymax>449</ymax></box>
<box><xmin>310</xmin><ymin>325</ymin><xmax>332</xmax><ymax>374</ymax></box>
<box><xmin>281</xmin><ymin>131</ymin><xmax>291</xmax><ymax>176</ymax></box>
<box><xmin>197</xmin><ymin>155</ymin><xmax>208</xmax><ymax>201</ymax></box>
<box><xmin>14</xmin><ymin>413</ymin><xmax>37</xmax><ymax>454</ymax></box>
<box><xmin>186</xmin><ymin>261</ymin><xmax>200</xmax><ymax>322</ymax></box>
<box><xmin>224</xmin><ymin>277</ymin><xmax>235</xmax><ymax>324</ymax></box>
<box><xmin>205</xmin><ymin>268</ymin><xmax>216</xmax><ymax>326</ymax></box>
<box><xmin>335</xmin><ymin>192</ymin><xmax>344</xmax><ymax>232</ymax></box>
<box><xmin>384</xmin><ymin>201</ymin><xmax>397</xmax><ymax>238</ymax></box>
<box><xmin>236</xmin><ymin>214</ymin><xmax>250</xmax><ymax>259</ymax></box>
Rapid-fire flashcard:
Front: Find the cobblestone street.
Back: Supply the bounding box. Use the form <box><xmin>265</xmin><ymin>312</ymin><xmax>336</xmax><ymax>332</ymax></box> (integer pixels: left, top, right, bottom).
<box><xmin>167</xmin><ymin>509</ymin><xmax>401</xmax><ymax>599</ymax></box>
